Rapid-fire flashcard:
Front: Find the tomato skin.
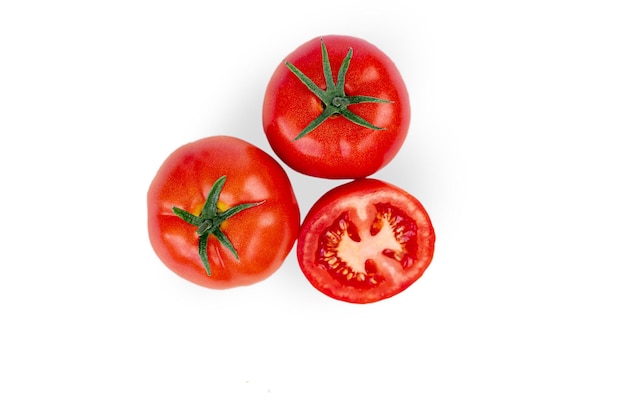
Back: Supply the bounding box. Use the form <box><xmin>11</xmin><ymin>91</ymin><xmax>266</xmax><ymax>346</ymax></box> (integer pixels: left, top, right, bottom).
<box><xmin>263</xmin><ymin>35</ymin><xmax>410</xmax><ymax>179</ymax></box>
<box><xmin>147</xmin><ymin>136</ymin><xmax>300</xmax><ymax>289</ymax></box>
<box><xmin>297</xmin><ymin>179</ymin><xmax>434</xmax><ymax>303</ymax></box>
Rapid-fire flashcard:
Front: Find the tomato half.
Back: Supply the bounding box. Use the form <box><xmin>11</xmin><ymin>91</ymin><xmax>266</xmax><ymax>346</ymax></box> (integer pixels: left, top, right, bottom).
<box><xmin>263</xmin><ymin>35</ymin><xmax>410</xmax><ymax>179</ymax></box>
<box><xmin>297</xmin><ymin>179</ymin><xmax>434</xmax><ymax>303</ymax></box>
<box><xmin>148</xmin><ymin>135</ymin><xmax>300</xmax><ymax>289</ymax></box>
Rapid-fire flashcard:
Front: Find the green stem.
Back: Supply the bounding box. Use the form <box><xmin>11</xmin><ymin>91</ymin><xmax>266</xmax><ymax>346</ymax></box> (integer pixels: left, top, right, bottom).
<box><xmin>172</xmin><ymin>175</ymin><xmax>264</xmax><ymax>276</ymax></box>
<box><xmin>285</xmin><ymin>38</ymin><xmax>392</xmax><ymax>140</ymax></box>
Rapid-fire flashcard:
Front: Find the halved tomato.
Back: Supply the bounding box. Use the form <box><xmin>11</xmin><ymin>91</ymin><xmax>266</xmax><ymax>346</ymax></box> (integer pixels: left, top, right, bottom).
<box><xmin>297</xmin><ymin>179</ymin><xmax>435</xmax><ymax>303</ymax></box>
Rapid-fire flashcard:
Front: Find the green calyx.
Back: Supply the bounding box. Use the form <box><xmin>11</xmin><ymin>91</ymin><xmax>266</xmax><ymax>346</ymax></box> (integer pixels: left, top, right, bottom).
<box><xmin>172</xmin><ymin>175</ymin><xmax>264</xmax><ymax>276</ymax></box>
<box><xmin>286</xmin><ymin>38</ymin><xmax>392</xmax><ymax>141</ymax></box>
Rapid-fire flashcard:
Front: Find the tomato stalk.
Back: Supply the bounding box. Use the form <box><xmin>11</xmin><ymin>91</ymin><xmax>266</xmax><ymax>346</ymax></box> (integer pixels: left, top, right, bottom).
<box><xmin>286</xmin><ymin>38</ymin><xmax>392</xmax><ymax>140</ymax></box>
<box><xmin>172</xmin><ymin>175</ymin><xmax>264</xmax><ymax>276</ymax></box>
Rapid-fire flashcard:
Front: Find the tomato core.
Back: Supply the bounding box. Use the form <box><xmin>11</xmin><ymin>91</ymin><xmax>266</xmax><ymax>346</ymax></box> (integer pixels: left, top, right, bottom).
<box><xmin>316</xmin><ymin>203</ymin><xmax>418</xmax><ymax>289</ymax></box>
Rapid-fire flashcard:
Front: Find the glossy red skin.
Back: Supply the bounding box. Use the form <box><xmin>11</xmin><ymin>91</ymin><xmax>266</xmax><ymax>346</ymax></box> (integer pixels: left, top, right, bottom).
<box><xmin>263</xmin><ymin>35</ymin><xmax>410</xmax><ymax>179</ymax></box>
<box><xmin>148</xmin><ymin>136</ymin><xmax>300</xmax><ymax>289</ymax></box>
<box><xmin>297</xmin><ymin>179</ymin><xmax>434</xmax><ymax>303</ymax></box>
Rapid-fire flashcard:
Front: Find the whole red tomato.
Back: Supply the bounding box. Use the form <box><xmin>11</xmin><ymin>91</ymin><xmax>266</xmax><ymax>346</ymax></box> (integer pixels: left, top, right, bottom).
<box><xmin>148</xmin><ymin>135</ymin><xmax>300</xmax><ymax>289</ymax></box>
<box><xmin>263</xmin><ymin>35</ymin><xmax>411</xmax><ymax>179</ymax></box>
<box><xmin>297</xmin><ymin>178</ymin><xmax>434</xmax><ymax>303</ymax></box>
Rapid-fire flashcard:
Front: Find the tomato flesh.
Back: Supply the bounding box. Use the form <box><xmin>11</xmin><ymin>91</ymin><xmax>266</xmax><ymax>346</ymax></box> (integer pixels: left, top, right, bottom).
<box><xmin>298</xmin><ymin>179</ymin><xmax>435</xmax><ymax>303</ymax></box>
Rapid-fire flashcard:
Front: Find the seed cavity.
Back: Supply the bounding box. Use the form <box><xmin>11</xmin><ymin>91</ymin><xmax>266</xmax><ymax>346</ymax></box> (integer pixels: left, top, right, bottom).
<box><xmin>316</xmin><ymin>205</ymin><xmax>419</xmax><ymax>289</ymax></box>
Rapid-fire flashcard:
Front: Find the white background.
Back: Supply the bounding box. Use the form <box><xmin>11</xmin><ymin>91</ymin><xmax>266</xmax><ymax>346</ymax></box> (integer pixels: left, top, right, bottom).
<box><xmin>1</xmin><ymin>0</ymin><xmax>625</xmax><ymax>415</ymax></box>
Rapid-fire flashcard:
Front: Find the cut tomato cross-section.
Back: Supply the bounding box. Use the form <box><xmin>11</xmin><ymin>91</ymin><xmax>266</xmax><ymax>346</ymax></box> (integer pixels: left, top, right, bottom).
<box><xmin>297</xmin><ymin>179</ymin><xmax>435</xmax><ymax>303</ymax></box>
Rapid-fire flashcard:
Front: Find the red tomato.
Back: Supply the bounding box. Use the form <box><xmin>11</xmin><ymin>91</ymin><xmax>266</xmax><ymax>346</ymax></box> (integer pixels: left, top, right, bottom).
<box><xmin>297</xmin><ymin>179</ymin><xmax>434</xmax><ymax>303</ymax></box>
<box><xmin>263</xmin><ymin>35</ymin><xmax>411</xmax><ymax>179</ymax></box>
<box><xmin>148</xmin><ymin>135</ymin><xmax>300</xmax><ymax>289</ymax></box>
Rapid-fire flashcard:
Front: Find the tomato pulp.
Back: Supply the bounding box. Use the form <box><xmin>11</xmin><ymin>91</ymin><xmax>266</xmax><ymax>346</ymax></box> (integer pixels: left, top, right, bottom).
<box><xmin>297</xmin><ymin>179</ymin><xmax>434</xmax><ymax>303</ymax></box>
<box><xmin>263</xmin><ymin>35</ymin><xmax>410</xmax><ymax>179</ymax></box>
<box><xmin>148</xmin><ymin>136</ymin><xmax>300</xmax><ymax>289</ymax></box>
